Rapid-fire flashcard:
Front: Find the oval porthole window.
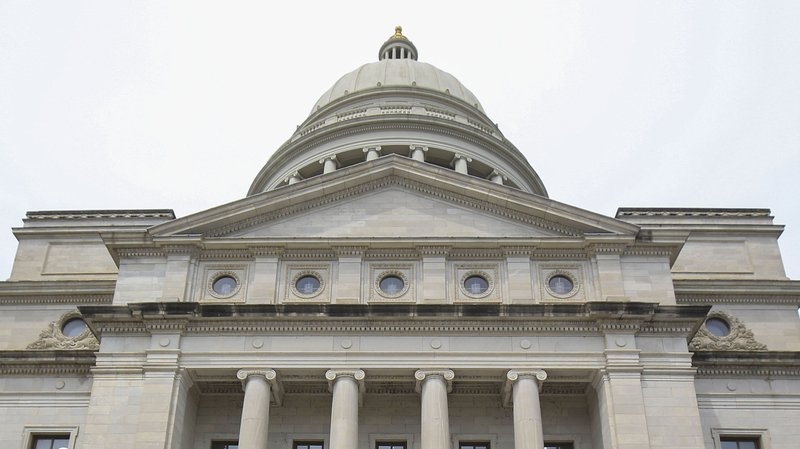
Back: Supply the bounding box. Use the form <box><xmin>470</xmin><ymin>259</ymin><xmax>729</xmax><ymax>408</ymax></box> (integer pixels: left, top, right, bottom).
<box><xmin>379</xmin><ymin>275</ymin><xmax>405</xmax><ymax>295</ymax></box>
<box><xmin>62</xmin><ymin>318</ymin><xmax>88</xmax><ymax>337</ymax></box>
<box><xmin>548</xmin><ymin>275</ymin><xmax>574</xmax><ymax>295</ymax></box>
<box><xmin>464</xmin><ymin>275</ymin><xmax>489</xmax><ymax>295</ymax></box>
<box><xmin>295</xmin><ymin>275</ymin><xmax>321</xmax><ymax>295</ymax></box>
<box><xmin>705</xmin><ymin>317</ymin><xmax>731</xmax><ymax>337</ymax></box>
<box><xmin>212</xmin><ymin>275</ymin><xmax>238</xmax><ymax>296</ymax></box>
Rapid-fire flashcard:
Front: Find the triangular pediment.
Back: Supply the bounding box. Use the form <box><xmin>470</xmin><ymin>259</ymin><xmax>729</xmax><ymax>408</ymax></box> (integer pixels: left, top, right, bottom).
<box><xmin>228</xmin><ymin>186</ymin><xmax>561</xmax><ymax>238</ymax></box>
<box><xmin>148</xmin><ymin>156</ymin><xmax>639</xmax><ymax>239</ymax></box>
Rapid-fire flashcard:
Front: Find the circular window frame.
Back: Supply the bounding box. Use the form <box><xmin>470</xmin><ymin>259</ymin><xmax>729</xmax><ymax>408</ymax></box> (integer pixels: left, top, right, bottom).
<box><xmin>375</xmin><ymin>270</ymin><xmax>410</xmax><ymax>299</ymax></box>
<box><xmin>58</xmin><ymin>311</ymin><xmax>93</xmax><ymax>340</ymax></box>
<box><xmin>459</xmin><ymin>270</ymin><xmax>495</xmax><ymax>299</ymax></box>
<box><xmin>208</xmin><ymin>271</ymin><xmax>242</xmax><ymax>299</ymax></box>
<box><xmin>545</xmin><ymin>270</ymin><xmax>579</xmax><ymax>299</ymax></box>
<box><xmin>701</xmin><ymin>311</ymin><xmax>742</xmax><ymax>342</ymax></box>
<box><xmin>704</xmin><ymin>317</ymin><xmax>731</xmax><ymax>337</ymax></box>
<box><xmin>290</xmin><ymin>271</ymin><xmax>325</xmax><ymax>299</ymax></box>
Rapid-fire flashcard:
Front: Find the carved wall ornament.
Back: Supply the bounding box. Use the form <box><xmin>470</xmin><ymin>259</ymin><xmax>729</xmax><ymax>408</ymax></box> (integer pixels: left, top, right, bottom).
<box><xmin>27</xmin><ymin>311</ymin><xmax>99</xmax><ymax>350</ymax></box>
<box><xmin>689</xmin><ymin>310</ymin><xmax>767</xmax><ymax>351</ymax></box>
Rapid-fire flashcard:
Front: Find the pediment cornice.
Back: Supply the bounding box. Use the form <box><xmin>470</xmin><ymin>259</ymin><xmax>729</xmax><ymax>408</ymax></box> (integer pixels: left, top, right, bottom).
<box><xmin>149</xmin><ymin>156</ymin><xmax>640</xmax><ymax>240</ymax></box>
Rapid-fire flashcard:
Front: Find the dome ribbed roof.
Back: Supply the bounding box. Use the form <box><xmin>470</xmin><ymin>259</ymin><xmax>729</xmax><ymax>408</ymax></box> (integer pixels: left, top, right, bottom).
<box><xmin>311</xmin><ymin>59</ymin><xmax>485</xmax><ymax>114</ymax></box>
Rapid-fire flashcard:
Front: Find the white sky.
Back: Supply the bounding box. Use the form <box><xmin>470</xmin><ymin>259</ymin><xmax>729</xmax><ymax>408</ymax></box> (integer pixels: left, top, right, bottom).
<box><xmin>1</xmin><ymin>1</ymin><xmax>798</xmax><ymax>280</ymax></box>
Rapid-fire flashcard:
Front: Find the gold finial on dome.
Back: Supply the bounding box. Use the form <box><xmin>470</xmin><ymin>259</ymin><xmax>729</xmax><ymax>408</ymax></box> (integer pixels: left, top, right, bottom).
<box><xmin>394</xmin><ymin>25</ymin><xmax>405</xmax><ymax>39</ymax></box>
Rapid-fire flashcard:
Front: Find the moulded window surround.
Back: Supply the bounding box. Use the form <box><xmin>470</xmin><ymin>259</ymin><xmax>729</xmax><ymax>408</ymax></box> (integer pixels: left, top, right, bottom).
<box><xmin>286</xmin><ymin>434</ymin><xmax>328</xmax><ymax>449</ymax></box>
<box><xmin>711</xmin><ymin>429</ymin><xmax>770</xmax><ymax>449</ymax></box>
<box><xmin>21</xmin><ymin>426</ymin><xmax>79</xmax><ymax>449</ymax></box>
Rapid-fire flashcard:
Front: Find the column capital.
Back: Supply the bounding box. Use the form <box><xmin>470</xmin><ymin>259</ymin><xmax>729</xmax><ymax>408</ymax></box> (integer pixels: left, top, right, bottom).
<box><xmin>284</xmin><ymin>171</ymin><xmax>303</xmax><ymax>183</ymax></box>
<box><xmin>451</xmin><ymin>153</ymin><xmax>473</xmax><ymax>163</ymax></box>
<box><xmin>326</xmin><ymin>369</ymin><xmax>366</xmax><ymax>405</ymax></box>
<box><xmin>326</xmin><ymin>369</ymin><xmax>366</xmax><ymax>389</ymax></box>
<box><xmin>237</xmin><ymin>368</ymin><xmax>283</xmax><ymax>406</ymax></box>
<box><xmin>362</xmin><ymin>145</ymin><xmax>382</xmax><ymax>153</ymax></box>
<box><xmin>409</xmin><ymin>144</ymin><xmax>428</xmax><ymax>152</ymax></box>
<box><xmin>414</xmin><ymin>369</ymin><xmax>454</xmax><ymax>393</ymax></box>
<box><xmin>319</xmin><ymin>154</ymin><xmax>339</xmax><ymax>164</ymax></box>
<box><xmin>503</xmin><ymin>369</ymin><xmax>547</xmax><ymax>407</ymax></box>
<box><xmin>506</xmin><ymin>369</ymin><xmax>547</xmax><ymax>384</ymax></box>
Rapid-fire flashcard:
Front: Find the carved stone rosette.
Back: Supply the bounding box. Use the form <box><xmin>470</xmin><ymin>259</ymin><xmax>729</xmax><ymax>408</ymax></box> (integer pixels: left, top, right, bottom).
<box><xmin>689</xmin><ymin>310</ymin><xmax>767</xmax><ymax>351</ymax></box>
<box><xmin>27</xmin><ymin>311</ymin><xmax>99</xmax><ymax>350</ymax></box>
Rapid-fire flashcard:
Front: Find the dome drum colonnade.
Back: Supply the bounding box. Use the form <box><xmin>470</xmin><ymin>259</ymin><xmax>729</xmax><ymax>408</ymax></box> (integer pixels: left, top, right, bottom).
<box><xmin>248</xmin><ymin>26</ymin><xmax>548</xmax><ymax>197</ymax></box>
<box><xmin>235</xmin><ymin>368</ymin><xmax>548</xmax><ymax>449</ymax></box>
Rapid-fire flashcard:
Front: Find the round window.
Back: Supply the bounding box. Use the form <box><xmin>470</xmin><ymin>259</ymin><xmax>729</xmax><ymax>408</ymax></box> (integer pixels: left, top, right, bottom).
<box><xmin>705</xmin><ymin>317</ymin><xmax>731</xmax><ymax>337</ymax></box>
<box><xmin>62</xmin><ymin>318</ymin><xmax>88</xmax><ymax>337</ymax></box>
<box><xmin>295</xmin><ymin>275</ymin><xmax>321</xmax><ymax>295</ymax></box>
<box><xmin>212</xmin><ymin>275</ymin><xmax>238</xmax><ymax>296</ymax></box>
<box><xmin>548</xmin><ymin>275</ymin><xmax>574</xmax><ymax>295</ymax></box>
<box><xmin>464</xmin><ymin>275</ymin><xmax>489</xmax><ymax>295</ymax></box>
<box><xmin>379</xmin><ymin>275</ymin><xmax>405</xmax><ymax>295</ymax></box>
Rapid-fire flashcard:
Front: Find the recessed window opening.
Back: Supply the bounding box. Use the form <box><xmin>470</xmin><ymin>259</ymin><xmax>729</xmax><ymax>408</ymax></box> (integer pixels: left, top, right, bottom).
<box><xmin>32</xmin><ymin>436</ymin><xmax>70</xmax><ymax>449</ymax></box>
<box><xmin>379</xmin><ymin>275</ymin><xmax>405</xmax><ymax>295</ymax></box>
<box><xmin>210</xmin><ymin>442</ymin><xmax>238</xmax><ymax>449</ymax></box>
<box><xmin>544</xmin><ymin>443</ymin><xmax>574</xmax><ymax>449</ymax></box>
<box><xmin>376</xmin><ymin>442</ymin><xmax>407</xmax><ymax>449</ymax></box>
<box><xmin>705</xmin><ymin>317</ymin><xmax>731</xmax><ymax>337</ymax></box>
<box><xmin>296</xmin><ymin>275</ymin><xmax>321</xmax><ymax>294</ymax></box>
<box><xmin>464</xmin><ymin>275</ymin><xmax>489</xmax><ymax>295</ymax></box>
<box><xmin>720</xmin><ymin>438</ymin><xmax>760</xmax><ymax>449</ymax></box>
<box><xmin>548</xmin><ymin>275</ymin><xmax>573</xmax><ymax>295</ymax></box>
<box><xmin>459</xmin><ymin>442</ymin><xmax>490</xmax><ymax>449</ymax></box>
<box><xmin>212</xmin><ymin>276</ymin><xmax>237</xmax><ymax>295</ymax></box>
<box><xmin>61</xmin><ymin>318</ymin><xmax>88</xmax><ymax>337</ymax></box>
<box><xmin>293</xmin><ymin>441</ymin><xmax>324</xmax><ymax>449</ymax></box>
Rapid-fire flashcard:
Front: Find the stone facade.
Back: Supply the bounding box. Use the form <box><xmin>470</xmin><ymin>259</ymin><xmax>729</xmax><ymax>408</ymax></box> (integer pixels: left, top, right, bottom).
<box><xmin>1</xmin><ymin>28</ymin><xmax>798</xmax><ymax>449</ymax></box>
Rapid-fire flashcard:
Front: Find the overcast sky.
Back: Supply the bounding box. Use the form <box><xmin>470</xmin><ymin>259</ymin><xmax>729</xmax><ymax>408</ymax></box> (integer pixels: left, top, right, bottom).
<box><xmin>1</xmin><ymin>1</ymin><xmax>798</xmax><ymax>280</ymax></box>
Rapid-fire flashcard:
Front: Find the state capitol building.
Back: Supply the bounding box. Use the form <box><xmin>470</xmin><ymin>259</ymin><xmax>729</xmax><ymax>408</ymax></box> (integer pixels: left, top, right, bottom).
<box><xmin>1</xmin><ymin>27</ymin><xmax>798</xmax><ymax>449</ymax></box>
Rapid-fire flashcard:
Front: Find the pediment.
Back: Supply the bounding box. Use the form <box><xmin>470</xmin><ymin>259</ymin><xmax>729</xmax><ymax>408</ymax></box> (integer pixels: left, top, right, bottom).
<box><xmin>228</xmin><ymin>186</ymin><xmax>560</xmax><ymax>238</ymax></box>
<box><xmin>149</xmin><ymin>156</ymin><xmax>639</xmax><ymax>239</ymax></box>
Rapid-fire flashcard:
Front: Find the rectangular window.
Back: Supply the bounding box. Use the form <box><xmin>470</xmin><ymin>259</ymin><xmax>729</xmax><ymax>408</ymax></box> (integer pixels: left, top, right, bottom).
<box><xmin>210</xmin><ymin>442</ymin><xmax>238</xmax><ymax>449</ymax></box>
<box><xmin>32</xmin><ymin>436</ymin><xmax>71</xmax><ymax>449</ymax></box>
<box><xmin>376</xmin><ymin>442</ymin><xmax>407</xmax><ymax>449</ymax></box>
<box><xmin>459</xmin><ymin>442</ymin><xmax>490</xmax><ymax>449</ymax></box>
<box><xmin>720</xmin><ymin>438</ymin><xmax>760</xmax><ymax>449</ymax></box>
<box><xmin>293</xmin><ymin>441</ymin><xmax>324</xmax><ymax>449</ymax></box>
<box><xmin>544</xmin><ymin>443</ymin><xmax>574</xmax><ymax>449</ymax></box>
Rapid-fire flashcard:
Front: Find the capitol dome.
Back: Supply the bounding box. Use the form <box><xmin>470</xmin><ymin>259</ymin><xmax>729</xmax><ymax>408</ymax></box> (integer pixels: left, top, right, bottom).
<box><xmin>248</xmin><ymin>27</ymin><xmax>548</xmax><ymax>197</ymax></box>
<box><xmin>312</xmin><ymin>59</ymin><xmax>485</xmax><ymax>114</ymax></box>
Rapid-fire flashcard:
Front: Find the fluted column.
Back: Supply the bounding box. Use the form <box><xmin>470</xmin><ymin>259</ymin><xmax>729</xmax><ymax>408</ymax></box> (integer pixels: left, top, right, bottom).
<box><xmin>363</xmin><ymin>146</ymin><xmax>382</xmax><ymax>161</ymax></box>
<box><xmin>319</xmin><ymin>155</ymin><xmax>339</xmax><ymax>174</ymax></box>
<box><xmin>451</xmin><ymin>154</ymin><xmax>472</xmax><ymax>174</ymax></box>
<box><xmin>326</xmin><ymin>369</ymin><xmax>365</xmax><ymax>449</ymax></box>
<box><xmin>415</xmin><ymin>369</ymin><xmax>454</xmax><ymax>449</ymax></box>
<box><xmin>409</xmin><ymin>145</ymin><xmax>428</xmax><ymax>162</ymax></box>
<box><xmin>506</xmin><ymin>370</ymin><xmax>547</xmax><ymax>449</ymax></box>
<box><xmin>237</xmin><ymin>369</ymin><xmax>278</xmax><ymax>449</ymax></box>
